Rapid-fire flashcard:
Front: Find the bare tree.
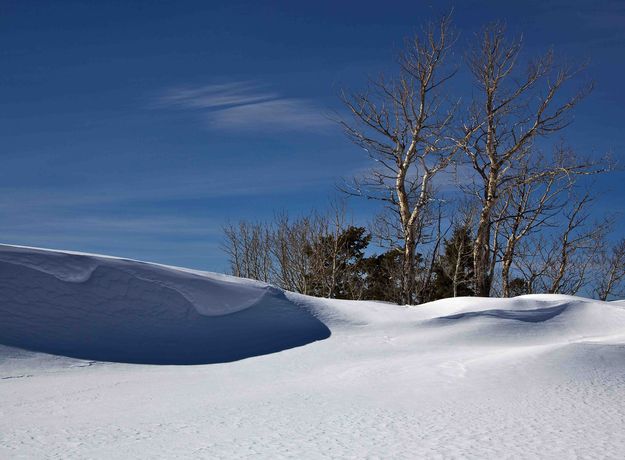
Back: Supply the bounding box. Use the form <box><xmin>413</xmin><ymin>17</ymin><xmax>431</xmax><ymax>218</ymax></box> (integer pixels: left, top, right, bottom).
<box><xmin>222</xmin><ymin>206</ymin><xmax>368</xmax><ymax>299</ymax></box>
<box><xmin>595</xmin><ymin>238</ymin><xmax>625</xmax><ymax>301</ymax></box>
<box><xmin>271</xmin><ymin>213</ymin><xmax>321</xmax><ymax>294</ymax></box>
<box><xmin>497</xmin><ymin>150</ymin><xmax>580</xmax><ymax>296</ymax></box>
<box><xmin>222</xmin><ymin>221</ymin><xmax>272</xmax><ymax>282</ymax></box>
<box><xmin>546</xmin><ymin>194</ymin><xmax>610</xmax><ymax>294</ymax></box>
<box><xmin>340</xmin><ymin>14</ymin><xmax>462</xmax><ymax>304</ymax></box>
<box><xmin>513</xmin><ymin>192</ymin><xmax>611</xmax><ymax>296</ymax></box>
<box><xmin>514</xmin><ymin>234</ymin><xmax>550</xmax><ymax>294</ymax></box>
<box><xmin>414</xmin><ymin>202</ymin><xmax>452</xmax><ymax>303</ymax></box>
<box><xmin>458</xmin><ymin>23</ymin><xmax>593</xmax><ymax>297</ymax></box>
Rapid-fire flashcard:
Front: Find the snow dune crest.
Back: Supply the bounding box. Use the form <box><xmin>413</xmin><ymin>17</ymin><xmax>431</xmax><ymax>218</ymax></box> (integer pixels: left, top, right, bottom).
<box><xmin>409</xmin><ymin>295</ymin><xmax>625</xmax><ymax>349</ymax></box>
<box><xmin>0</xmin><ymin>244</ymin><xmax>330</xmax><ymax>364</ymax></box>
<box><xmin>0</xmin><ymin>244</ymin><xmax>274</xmax><ymax>315</ymax></box>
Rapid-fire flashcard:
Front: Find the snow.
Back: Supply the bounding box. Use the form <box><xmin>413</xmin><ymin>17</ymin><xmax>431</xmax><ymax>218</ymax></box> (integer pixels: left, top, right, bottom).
<box><xmin>0</xmin><ymin>244</ymin><xmax>330</xmax><ymax>365</ymax></box>
<box><xmin>1</xmin><ymin>244</ymin><xmax>625</xmax><ymax>459</ymax></box>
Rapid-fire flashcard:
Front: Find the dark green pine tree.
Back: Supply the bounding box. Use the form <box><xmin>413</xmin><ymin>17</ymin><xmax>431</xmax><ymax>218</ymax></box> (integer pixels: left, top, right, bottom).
<box><xmin>359</xmin><ymin>248</ymin><xmax>404</xmax><ymax>303</ymax></box>
<box><xmin>432</xmin><ymin>226</ymin><xmax>475</xmax><ymax>300</ymax></box>
<box><xmin>508</xmin><ymin>277</ymin><xmax>529</xmax><ymax>297</ymax></box>
<box><xmin>333</xmin><ymin>226</ymin><xmax>371</xmax><ymax>299</ymax></box>
<box><xmin>306</xmin><ymin>226</ymin><xmax>371</xmax><ymax>299</ymax></box>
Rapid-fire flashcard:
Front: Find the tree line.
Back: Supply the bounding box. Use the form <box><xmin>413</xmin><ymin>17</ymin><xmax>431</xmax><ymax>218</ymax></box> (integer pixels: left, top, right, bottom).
<box><xmin>223</xmin><ymin>15</ymin><xmax>624</xmax><ymax>304</ymax></box>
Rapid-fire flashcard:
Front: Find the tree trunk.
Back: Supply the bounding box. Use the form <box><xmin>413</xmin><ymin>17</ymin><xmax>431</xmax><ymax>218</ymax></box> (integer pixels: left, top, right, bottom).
<box><xmin>473</xmin><ymin>163</ymin><xmax>500</xmax><ymax>297</ymax></box>
<box><xmin>401</xmin><ymin>234</ymin><xmax>416</xmax><ymax>305</ymax></box>
<box><xmin>501</xmin><ymin>251</ymin><xmax>513</xmax><ymax>297</ymax></box>
<box><xmin>452</xmin><ymin>238</ymin><xmax>464</xmax><ymax>297</ymax></box>
<box><xmin>473</xmin><ymin>207</ymin><xmax>493</xmax><ymax>297</ymax></box>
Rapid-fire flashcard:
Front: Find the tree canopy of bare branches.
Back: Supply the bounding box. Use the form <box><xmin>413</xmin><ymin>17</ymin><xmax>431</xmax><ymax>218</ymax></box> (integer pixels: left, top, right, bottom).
<box><xmin>223</xmin><ymin>16</ymin><xmax>619</xmax><ymax>304</ymax></box>
<box><xmin>458</xmin><ymin>23</ymin><xmax>596</xmax><ymax>296</ymax></box>
<box><xmin>340</xmin><ymin>14</ymin><xmax>462</xmax><ymax>304</ymax></box>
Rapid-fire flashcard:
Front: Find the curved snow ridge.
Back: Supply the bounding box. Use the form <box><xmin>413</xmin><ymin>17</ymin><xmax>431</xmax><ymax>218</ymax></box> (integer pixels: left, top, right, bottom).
<box><xmin>0</xmin><ymin>245</ymin><xmax>100</xmax><ymax>283</ymax></box>
<box><xmin>420</xmin><ymin>295</ymin><xmax>625</xmax><ymax>346</ymax></box>
<box><xmin>0</xmin><ymin>244</ymin><xmax>330</xmax><ymax>364</ymax></box>
<box><xmin>439</xmin><ymin>303</ymin><xmax>569</xmax><ymax>323</ymax></box>
<box><xmin>0</xmin><ymin>244</ymin><xmax>274</xmax><ymax>316</ymax></box>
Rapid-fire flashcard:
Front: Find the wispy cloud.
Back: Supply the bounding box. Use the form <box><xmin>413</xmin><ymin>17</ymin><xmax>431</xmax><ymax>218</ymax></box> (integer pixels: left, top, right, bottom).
<box><xmin>157</xmin><ymin>81</ymin><xmax>277</xmax><ymax>110</ymax></box>
<box><xmin>156</xmin><ymin>81</ymin><xmax>331</xmax><ymax>132</ymax></box>
<box><xmin>209</xmin><ymin>98</ymin><xmax>330</xmax><ymax>130</ymax></box>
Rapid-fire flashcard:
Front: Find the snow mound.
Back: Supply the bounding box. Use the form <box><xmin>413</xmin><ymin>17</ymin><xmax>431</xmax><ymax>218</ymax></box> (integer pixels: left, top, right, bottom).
<box><xmin>416</xmin><ymin>294</ymin><xmax>625</xmax><ymax>347</ymax></box>
<box><xmin>0</xmin><ymin>244</ymin><xmax>330</xmax><ymax>364</ymax></box>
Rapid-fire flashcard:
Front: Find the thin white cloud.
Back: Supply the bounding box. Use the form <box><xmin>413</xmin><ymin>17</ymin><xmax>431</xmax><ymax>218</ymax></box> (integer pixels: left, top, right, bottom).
<box><xmin>157</xmin><ymin>82</ymin><xmax>277</xmax><ymax>110</ymax></box>
<box><xmin>157</xmin><ymin>81</ymin><xmax>331</xmax><ymax>131</ymax></box>
<box><xmin>210</xmin><ymin>98</ymin><xmax>330</xmax><ymax>131</ymax></box>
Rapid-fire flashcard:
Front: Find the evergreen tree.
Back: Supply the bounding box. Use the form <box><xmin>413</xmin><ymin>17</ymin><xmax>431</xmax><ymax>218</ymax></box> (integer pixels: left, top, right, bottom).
<box><xmin>360</xmin><ymin>248</ymin><xmax>403</xmax><ymax>303</ymax></box>
<box><xmin>508</xmin><ymin>277</ymin><xmax>529</xmax><ymax>297</ymax></box>
<box><xmin>305</xmin><ymin>226</ymin><xmax>371</xmax><ymax>299</ymax></box>
<box><xmin>432</xmin><ymin>226</ymin><xmax>475</xmax><ymax>299</ymax></box>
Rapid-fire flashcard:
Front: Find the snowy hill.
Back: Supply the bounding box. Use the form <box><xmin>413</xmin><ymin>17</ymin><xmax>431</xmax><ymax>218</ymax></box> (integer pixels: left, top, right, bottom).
<box><xmin>1</xmin><ymin>244</ymin><xmax>625</xmax><ymax>458</ymax></box>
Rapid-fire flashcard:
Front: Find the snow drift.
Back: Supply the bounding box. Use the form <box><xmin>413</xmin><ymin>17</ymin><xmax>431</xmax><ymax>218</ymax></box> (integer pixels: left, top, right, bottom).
<box><xmin>2</xmin><ymin>244</ymin><xmax>625</xmax><ymax>458</ymax></box>
<box><xmin>1</xmin><ymin>243</ymin><xmax>624</xmax><ymax>366</ymax></box>
<box><xmin>417</xmin><ymin>294</ymin><xmax>625</xmax><ymax>347</ymax></box>
<box><xmin>0</xmin><ymin>244</ymin><xmax>330</xmax><ymax>364</ymax></box>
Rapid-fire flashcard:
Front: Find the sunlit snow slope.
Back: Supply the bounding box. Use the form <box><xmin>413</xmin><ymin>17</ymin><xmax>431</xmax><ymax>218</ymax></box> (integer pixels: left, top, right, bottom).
<box><xmin>1</xmin><ymin>244</ymin><xmax>624</xmax><ymax>459</ymax></box>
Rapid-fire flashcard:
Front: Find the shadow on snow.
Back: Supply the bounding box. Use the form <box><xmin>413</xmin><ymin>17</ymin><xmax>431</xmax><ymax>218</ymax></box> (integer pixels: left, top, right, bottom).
<box><xmin>0</xmin><ymin>262</ymin><xmax>331</xmax><ymax>365</ymax></box>
<box><xmin>438</xmin><ymin>304</ymin><xmax>568</xmax><ymax>323</ymax></box>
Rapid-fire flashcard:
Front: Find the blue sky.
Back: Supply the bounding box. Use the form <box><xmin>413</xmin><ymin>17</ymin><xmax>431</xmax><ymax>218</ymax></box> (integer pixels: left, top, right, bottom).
<box><xmin>1</xmin><ymin>0</ymin><xmax>624</xmax><ymax>271</ymax></box>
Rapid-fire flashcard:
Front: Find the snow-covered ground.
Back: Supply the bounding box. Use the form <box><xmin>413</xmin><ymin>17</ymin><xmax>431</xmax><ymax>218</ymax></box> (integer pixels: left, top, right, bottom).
<box><xmin>1</xmin><ymin>244</ymin><xmax>624</xmax><ymax>459</ymax></box>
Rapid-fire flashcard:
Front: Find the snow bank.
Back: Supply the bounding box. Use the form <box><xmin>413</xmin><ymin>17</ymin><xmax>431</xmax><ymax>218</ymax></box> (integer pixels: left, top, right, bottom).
<box><xmin>0</xmin><ymin>244</ymin><xmax>330</xmax><ymax>364</ymax></box>
<box><xmin>417</xmin><ymin>294</ymin><xmax>625</xmax><ymax>347</ymax></box>
<box><xmin>293</xmin><ymin>291</ymin><xmax>625</xmax><ymax>349</ymax></box>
